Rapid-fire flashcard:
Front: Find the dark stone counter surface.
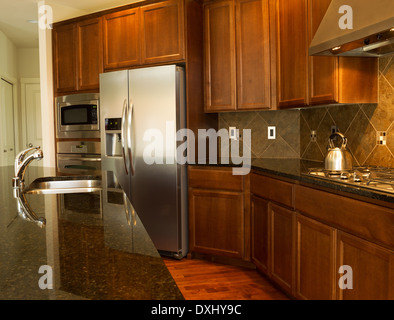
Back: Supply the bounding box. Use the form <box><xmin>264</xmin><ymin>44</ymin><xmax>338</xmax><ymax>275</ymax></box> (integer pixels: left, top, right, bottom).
<box><xmin>0</xmin><ymin>166</ymin><xmax>183</xmax><ymax>300</ymax></box>
<box><xmin>193</xmin><ymin>158</ymin><xmax>394</xmax><ymax>205</ymax></box>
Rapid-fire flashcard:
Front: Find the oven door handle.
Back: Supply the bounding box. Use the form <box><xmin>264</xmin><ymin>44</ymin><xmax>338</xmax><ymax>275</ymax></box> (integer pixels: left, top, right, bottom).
<box><xmin>57</xmin><ymin>157</ymin><xmax>101</xmax><ymax>162</ymax></box>
<box><xmin>121</xmin><ymin>98</ymin><xmax>129</xmax><ymax>175</ymax></box>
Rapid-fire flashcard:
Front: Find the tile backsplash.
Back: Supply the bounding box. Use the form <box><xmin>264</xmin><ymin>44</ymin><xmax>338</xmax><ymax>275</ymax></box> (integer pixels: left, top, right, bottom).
<box><xmin>218</xmin><ymin>56</ymin><xmax>394</xmax><ymax>167</ymax></box>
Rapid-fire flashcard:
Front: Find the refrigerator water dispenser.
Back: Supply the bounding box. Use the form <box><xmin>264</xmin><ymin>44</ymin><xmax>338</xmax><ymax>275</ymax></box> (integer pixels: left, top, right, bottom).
<box><xmin>105</xmin><ymin>118</ymin><xmax>122</xmax><ymax>157</ymax></box>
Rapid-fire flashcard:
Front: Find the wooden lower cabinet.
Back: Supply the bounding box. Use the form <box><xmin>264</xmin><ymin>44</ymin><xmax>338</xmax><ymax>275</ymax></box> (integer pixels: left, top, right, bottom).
<box><xmin>189</xmin><ymin>188</ymin><xmax>244</xmax><ymax>259</ymax></box>
<box><xmin>251</xmin><ymin>195</ymin><xmax>270</xmax><ymax>274</ymax></box>
<box><xmin>337</xmin><ymin>231</ymin><xmax>394</xmax><ymax>300</ymax></box>
<box><xmin>270</xmin><ymin>203</ymin><xmax>296</xmax><ymax>295</ymax></box>
<box><xmin>295</xmin><ymin>214</ymin><xmax>337</xmax><ymax>300</ymax></box>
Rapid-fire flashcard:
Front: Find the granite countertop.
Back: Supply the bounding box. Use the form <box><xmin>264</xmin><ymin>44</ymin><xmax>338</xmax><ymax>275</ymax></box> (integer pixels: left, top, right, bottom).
<box><xmin>193</xmin><ymin>158</ymin><xmax>394</xmax><ymax>205</ymax></box>
<box><xmin>0</xmin><ymin>166</ymin><xmax>183</xmax><ymax>300</ymax></box>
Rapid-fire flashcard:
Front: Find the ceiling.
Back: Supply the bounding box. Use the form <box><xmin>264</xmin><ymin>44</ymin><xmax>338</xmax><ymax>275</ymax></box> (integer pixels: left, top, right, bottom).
<box><xmin>0</xmin><ymin>0</ymin><xmax>141</xmax><ymax>48</ymax></box>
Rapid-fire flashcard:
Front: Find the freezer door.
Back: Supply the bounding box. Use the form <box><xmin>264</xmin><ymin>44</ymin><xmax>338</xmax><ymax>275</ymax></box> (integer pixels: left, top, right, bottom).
<box><xmin>128</xmin><ymin>65</ymin><xmax>186</xmax><ymax>255</ymax></box>
<box><xmin>99</xmin><ymin>70</ymin><xmax>131</xmax><ymax>196</ymax></box>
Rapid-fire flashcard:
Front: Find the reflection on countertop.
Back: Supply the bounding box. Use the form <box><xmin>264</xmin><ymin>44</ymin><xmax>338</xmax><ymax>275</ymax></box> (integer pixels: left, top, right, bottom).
<box><xmin>0</xmin><ymin>166</ymin><xmax>183</xmax><ymax>300</ymax></box>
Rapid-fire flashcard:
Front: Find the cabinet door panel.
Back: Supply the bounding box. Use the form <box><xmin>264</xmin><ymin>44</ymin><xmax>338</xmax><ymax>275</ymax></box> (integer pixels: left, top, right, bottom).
<box><xmin>189</xmin><ymin>189</ymin><xmax>244</xmax><ymax>258</ymax></box>
<box><xmin>276</xmin><ymin>0</ymin><xmax>308</xmax><ymax>108</ymax></box>
<box><xmin>204</xmin><ymin>0</ymin><xmax>237</xmax><ymax>111</ymax></box>
<box><xmin>77</xmin><ymin>18</ymin><xmax>103</xmax><ymax>91</ymax></box>
<box><xmin>53</xmin><ymin>23</ymin><xmax>77</xmax><ymax>93</ymax></box>
<box><xmin>308</xmin><ymin>0</ymin><xmax>338</xmax><ymax>105</ymax></box>
<box><xmin>337</xmin><ymin>231</ymin><xmax>394</xmax><ymax>300</ymax></box>
<box><xmin>251</xmin><ymin>195</ymin><xmax>270</xmax><ymax>274</ymax></box>
<box><xmin>236</xmin><ymin>0</ymin><xmax>270</xmax><ymax>109</ymax></box>
<box><xmin>270</xmin><ymin>203</ymin><xmax>295</xmax><ymax>295</ymax></box>
<box><xmin>141</xmin><ymin>0</ymin><xmax>185</xmax><ymax>64</ymax></box>
<box><xmin>103</xmin><ymin>8</ymin><xmax>141</xmax><ymax>69</ymax></box>
<box><xmin>296</xmin><ymin>214</ymin><xmax>336</xmax><ymax>300</ymax></box>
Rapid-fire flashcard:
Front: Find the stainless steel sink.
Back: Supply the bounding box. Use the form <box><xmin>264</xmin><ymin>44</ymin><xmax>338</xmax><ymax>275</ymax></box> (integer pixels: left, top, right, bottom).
<box><xmin>24</xmin><ymin>176</ymin><xmax>102</xmax><ymax>194</ymax></box>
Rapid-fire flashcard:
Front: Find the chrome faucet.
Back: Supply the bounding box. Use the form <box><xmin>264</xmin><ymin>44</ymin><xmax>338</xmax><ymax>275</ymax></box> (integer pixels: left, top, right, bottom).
<box><xmin>12</xmin><ymin>146</ymin><xmax>45</xmax><ymax>228</ymax></box>
<box><xmin>12</xmin><ymin>146</ymin><xmax>43</xmax><ymax>196</ymax></box>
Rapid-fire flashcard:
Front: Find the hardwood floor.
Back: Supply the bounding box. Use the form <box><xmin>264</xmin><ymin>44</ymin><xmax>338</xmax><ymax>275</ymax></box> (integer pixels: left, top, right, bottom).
<box><xmin>162</xmin><ymin>257</ymin><xmax>289</xmax><ymax>300</ymax></box>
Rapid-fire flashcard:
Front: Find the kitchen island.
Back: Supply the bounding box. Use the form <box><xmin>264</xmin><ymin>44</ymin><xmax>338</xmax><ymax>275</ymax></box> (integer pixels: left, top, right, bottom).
<box><xmin>0</xmin><ymin>166</ymin><xmax>183</xmax><ymax>300</ymax></box>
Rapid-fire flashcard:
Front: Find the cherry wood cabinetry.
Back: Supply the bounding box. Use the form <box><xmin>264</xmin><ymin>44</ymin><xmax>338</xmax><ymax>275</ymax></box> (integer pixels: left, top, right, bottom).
<box><xmin>188</xmin><ymin>166</ymin><xmax>249</xmax><ymax>260</ymax></box>
<box><xmin>250</xmin><ymin>171</ymin><xmax>393</xmax><ymax>300</ymax></box>
<box><xmin>251</xmin><ymin>195</ymin><xmax>269</xmax><ymax>274</ymax></box>
<box><xmin>274</xmin><ymin>0</ymin><xmax>378</xmax><ymax>108</ymax></box>
<box><xmin>337</xmin><ymin>231</ymin><xmax>394</xmax><ymax>300</ymax></box>
<box><xmin>294</xmin><ymin>184</ymin><xmax>394</xmax><ymax>300</ymax></box>
<box><xmin>103</xmin><ymin>8</ymin><xmax>141</xmax><ymax>70</ymax></box>
<box><xmin>53</xmin><ymin>18</ymin><xmax>103</xmax><ymax>94</ymax></box>
<box><xmin>274</xmin><ymin>0</ymin><xmax>308</xmax><ymax>108</ymax></box>
<box><xmin>103</xmin><ymin>0</ymin><xmax>185</xmax><ymax>70</ymax></box>
<box><xmin>270</xmin><ymin>203</ymin><xmax>296</xmax><ymax>295</ymax></box>
<box><xmin>53</xmin><ymin>23</ymin><xmax>78</xmax><ymax>93</ymax></box>
<box><xmin>296</xmin><ymin>214</ymin><xmax>337</xmax><ymax>300</ymax></box>
<box><xmin>251</xmin><ymin>172</ymin><xmax>296</xmax><ymax>296</ymax></box>
<box><xmin>204</xmin><ymin>0</ymin><xmax>270</xmax><ymax>111</ymax></box>
<box><xmin>140</xmin><ymin>0</ymin><xmax>185</xmax><ymax>64</ymax></box>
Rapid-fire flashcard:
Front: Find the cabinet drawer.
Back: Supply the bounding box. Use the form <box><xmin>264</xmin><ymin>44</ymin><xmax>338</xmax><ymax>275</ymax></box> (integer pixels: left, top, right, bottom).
<box><xmin>251</xmin><ymin>173</ymin><xmax>294</xmax><ymax>208</ymax></box>
<box><xmin>295</xmin><ymin>185</ymin><xmax>394</xmax><ymax>250</ymax></box>
<box><xmin>188</xmin><ymin>166</ymin><xmax>243</xmax><ymax>191</ymax></box>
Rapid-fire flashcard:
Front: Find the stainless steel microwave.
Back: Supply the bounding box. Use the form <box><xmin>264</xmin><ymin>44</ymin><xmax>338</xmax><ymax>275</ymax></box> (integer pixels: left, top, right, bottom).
<box><xmin>56</xmin><ymin>93</ymin><xmax>100</xmax><ymax>139</ymax></box>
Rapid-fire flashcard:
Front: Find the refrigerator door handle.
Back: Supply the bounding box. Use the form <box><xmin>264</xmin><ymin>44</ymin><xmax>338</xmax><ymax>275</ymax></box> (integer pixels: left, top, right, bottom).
<box><xmin>127</xmin><ymin>99</ymin><xmax>135</xmax><ymax>176</ymax></box>
<box><xmin>121</xmin><ymin>98</ymin><xmax>129</xmax><ymax>175</ymax></box>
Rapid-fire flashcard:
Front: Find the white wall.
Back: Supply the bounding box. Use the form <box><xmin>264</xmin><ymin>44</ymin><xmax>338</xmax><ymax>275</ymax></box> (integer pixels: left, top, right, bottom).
<box><xmin>17</xmin><ymin>48</ymin><xmax>40</xmax><ymax>79</ymax></box>
<box><xmin>0</xmin><ymin>30</ymin><xmax>17</xmax><ymax>80</ymax></box>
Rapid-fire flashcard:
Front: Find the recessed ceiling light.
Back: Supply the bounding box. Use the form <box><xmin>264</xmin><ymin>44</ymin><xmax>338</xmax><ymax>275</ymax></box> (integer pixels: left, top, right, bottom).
<box><xmin>27</xmin><ymin>20</ymin><xmax>38</xmax><ymax>24</ymax></box>
<box><xmin>331</xmin><ymin>46</ymin><xmax>341</xmax><ymax>51</ymax></box>
<box><xmin>390</xmin><ymin>27</ymin><xmax>394</xmax><ymax>32</ymax></box>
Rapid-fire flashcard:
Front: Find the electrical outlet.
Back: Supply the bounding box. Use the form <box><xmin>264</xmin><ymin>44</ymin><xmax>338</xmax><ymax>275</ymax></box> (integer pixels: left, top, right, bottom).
<box><xmin>268</xmin><ymin>126</ymin><xmax>276</xmax><ymax>139</ymax></box>
<box><xmin>377</xmin><ymin>131</ymin><xmax>387</xmax><ymax>145</ymax></box>
<box><xmin>229</xmin><ymin>127</ymin><xmax>239</xmax><ymax>140</ymax></box>
<box><xmin>310</xmin><ymin>130</ymin><xmax>317</xmax><ymax>142</ymax></box>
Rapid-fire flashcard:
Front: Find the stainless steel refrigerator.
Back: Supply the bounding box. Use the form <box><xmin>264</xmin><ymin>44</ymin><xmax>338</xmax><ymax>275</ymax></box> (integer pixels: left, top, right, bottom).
<box><xmin>99</xmin><ymin>65</ymin><xmax>188</xmax><ymax>259</ymax></box>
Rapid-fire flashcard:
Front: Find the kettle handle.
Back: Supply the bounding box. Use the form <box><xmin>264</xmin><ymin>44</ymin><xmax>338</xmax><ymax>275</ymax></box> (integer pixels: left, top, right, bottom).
<box><xmin>329</xmin><ymin>132</ymin><xmax>347</xmax><ymax>149</ymax></box>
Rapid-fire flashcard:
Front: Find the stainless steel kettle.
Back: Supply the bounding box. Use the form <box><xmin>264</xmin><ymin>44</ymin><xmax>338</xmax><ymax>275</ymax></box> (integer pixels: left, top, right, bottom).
<box><xmin>324</xmin><ymin>132</ymin><xmax>353</xmax><ymax>172</ymax></box>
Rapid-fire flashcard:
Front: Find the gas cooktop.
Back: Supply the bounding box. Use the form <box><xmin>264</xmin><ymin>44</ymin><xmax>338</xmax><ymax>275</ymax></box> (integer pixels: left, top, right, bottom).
<box><xmin>303</xmin><ymin>166</ymin><xmax>394</xmax><ymax>194</ymax></box>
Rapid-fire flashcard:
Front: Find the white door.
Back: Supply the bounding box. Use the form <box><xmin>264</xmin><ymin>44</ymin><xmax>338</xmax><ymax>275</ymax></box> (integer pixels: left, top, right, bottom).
<box><xmin>21</xmin><ymin>80</ymin><xmax>42</xmax><ymax>167</ymax></box>
<box><xmin>0</xmin><ymin>78</ymin><xmax>16</xmax><ymax>166</ymax></box>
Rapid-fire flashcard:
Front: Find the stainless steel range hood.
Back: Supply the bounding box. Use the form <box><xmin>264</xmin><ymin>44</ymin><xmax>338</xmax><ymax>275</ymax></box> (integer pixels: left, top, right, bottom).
<box><xmin>309</xmin><ymin>0</ymin><xmax>394</xmax><ymax>57</ymax></box>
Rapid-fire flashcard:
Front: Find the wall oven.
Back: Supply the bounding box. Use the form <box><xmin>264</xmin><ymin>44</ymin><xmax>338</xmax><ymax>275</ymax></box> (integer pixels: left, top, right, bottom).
<box><xmin>57</xmin><ymin>141</ymin><xmax>101</xmax><ymax>171</ymax></box>
<box><xmin>56</xmin><ymin>93</ymin><xmax>100</xmax><ymax>139</ymax></box>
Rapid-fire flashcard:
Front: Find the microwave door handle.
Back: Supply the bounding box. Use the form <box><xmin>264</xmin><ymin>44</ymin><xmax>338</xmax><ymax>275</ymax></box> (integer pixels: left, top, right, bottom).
<box><xmin>121</xmin><ymin>99</ymin><xmax>129</xmax><ymax>175</ymax></box>
<box><xmin>127</xmin><ymin>100</ymin><xmax>135</xmax><ymax>176</ymax></box>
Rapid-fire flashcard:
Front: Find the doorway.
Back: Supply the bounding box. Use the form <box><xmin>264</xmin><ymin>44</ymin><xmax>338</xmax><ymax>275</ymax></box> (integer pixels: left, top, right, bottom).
<box><xmin>0</xmin><ymin>78</ymin><xmax>16</xmax><ymax>166</ymax></box>
<box><xmin>21</xmin><ymin>78</ymin><xmax>42</xmax><ymax>167</ymax></box>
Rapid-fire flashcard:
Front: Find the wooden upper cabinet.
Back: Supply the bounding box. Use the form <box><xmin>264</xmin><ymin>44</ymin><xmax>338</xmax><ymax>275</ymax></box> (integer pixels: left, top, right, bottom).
<box><xmin>308</xmin><ymin>0</ymin><xmax>338</xmax><ymax>105</ymax></box>
<box><xmin>103</xmin><ymin>8</ymin><xmax>141</xmax><ymax>70</ymax></box>
<box><xmin>77</xmin><ymin>18</ymin><xmax>103</xmax><ymax>91</ymax></box>
<box><xmin>236</xmin><ymin>0</ymin><xmax>271</xmax><ymax>110</ymax></box>
<box><xmin>53</xmin><ymin>18</ymin><xmax>103</xmax><ymax>94</ymax></box>
<box><xmin>273</xmin><ymin>0</ymin><xmax>378</xmax><ymax>108</ymax></box>
<box><xmin>53</xmin><ymin>23</ymin><xmax>77</xmax><ymax>93</ymax></box>
<box><xmin>140</xmin><ymin>0</ymin><xmax>185</xmax><ymax>64</ymax></box>
<box><xmin>204</xmin><ymin>0</ymin><xmax>237</xmax><ymax>111</ymax></box>
<box><xmin>275</xmin><ymin>0</ymin><xmax>308</xmax><ymax>108</ymax></box>
<box><xmin>204</xmin><ymin>0</ymin><xmax>270</xmax><ymax>112</ymax></box>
